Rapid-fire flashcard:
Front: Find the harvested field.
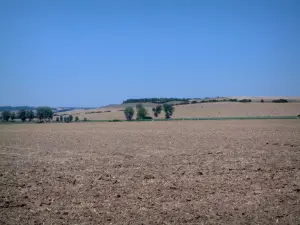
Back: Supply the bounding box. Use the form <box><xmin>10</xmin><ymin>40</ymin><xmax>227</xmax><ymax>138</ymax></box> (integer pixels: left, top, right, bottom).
<box><xmin>0</xmin><ymin>120</ymin><xmax>300</xmax><ymax>224</ymax></box>
<box><xmin>64</xmin><ymin>102</ymin><xmax>300</xmax><ymax>121</ymax></box>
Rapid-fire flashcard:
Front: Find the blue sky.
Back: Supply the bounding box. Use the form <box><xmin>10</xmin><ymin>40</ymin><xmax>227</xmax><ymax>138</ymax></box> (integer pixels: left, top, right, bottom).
<box><xmin>0</xmin><ymin>0</ymin><xmax>299</xmax><ymax>107</ymax></box>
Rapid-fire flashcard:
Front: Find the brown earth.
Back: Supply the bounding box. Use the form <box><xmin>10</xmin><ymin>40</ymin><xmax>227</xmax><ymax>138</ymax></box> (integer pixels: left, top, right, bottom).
<box><xmin>0</xmin><ymin>120</ymin><xmax>300</xmax><ymax>224</ymax></box>
<box><xmin>64</xmin><ymin>102</ymin><xmax>300</xmax><ymax>120</ymax></box>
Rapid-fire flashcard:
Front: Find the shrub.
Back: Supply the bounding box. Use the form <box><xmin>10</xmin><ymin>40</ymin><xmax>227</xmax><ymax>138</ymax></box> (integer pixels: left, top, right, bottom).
<box><xmin>109</xmin><ymin>119</ymin><xmax>122</xmax><ymax>122</ymax></box>
<box><xmin>69</xmin><ymin>115</ymin><xmax>73</xmax><ymax>122</ymax></box>
<box><xmin>124</xmin><ymin>107</ymin><xmax>135</xmax><ymax>120</ymax></box>
<box><xmin>2</xmin><ymin>111</ymin><xmax>10</xmax><ymax>121</ymax></box>
<box><xmin>136</xmin><ymin>104</ymin><xmax>147</xmax><ymax>120</ymax></box>
<box><xmin>60</xmin><ymin>115</ymin><xmax>63</xmax><ymax>122</ymax></box>
<box><xmin>272</xmin><ymin>99</ymin><xmax>288</xmax><ymax>103</ymax></box>
<box><xmin>261</xmin><ymin>99</ymin><xmax>264</xmax><ymax>103</ymax></box>
<box><xmin>18</xmin><ymin>109</ymin><xmax>27</xmax><ymax>122</ymax></box>
<box><xmin>191</xmin><ymin>101</ymin><xmax>198</xmax><ymax>104</ymax></box>
<box><xmin>144</xmin><ymin>116</ymin><xmax>153</xmax><ymax>120</ymax></box>
<box><xmin>83</xmin><ymin>117</ymin><xmax>88</xmax><ymax>122</ymax></box>
<box><xmin>152</xmin><ymin>105</ymin><xmax>162</xmax><ymax>117</ymax></box>
<box><xmin>75</xmin><ymin>116</ymin><xmax>79</xmax><ymax>122</ymax></box>
<box><xmin>163</xmin><ymin>103</ymin><xmax>175</xmax><ymax>119</ymax></box>
<box><xmin>239</xmin><ymin>99</ymin><xmax>252</xmax><ymax>103</ymax></box>
<box><xmin>56</xmin><ymin>117</ymin><xmax>59</xmax><ymax>122</ymax></box>
<box><xmin>26</xmin><ymin>110</ymin><xmax>34</xmax><ymax>122</ymax></box>
<box><xmin>10</xmin><ymin>112</ymin><xmax>16</xmax><ymax>121</ymax></box>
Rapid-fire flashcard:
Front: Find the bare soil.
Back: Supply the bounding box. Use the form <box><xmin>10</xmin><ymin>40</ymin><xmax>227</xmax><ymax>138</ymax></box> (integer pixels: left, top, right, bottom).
<box><xmin>0</xmin><ymin>120</ymin><xmax>300</xmax><ymax>225</ymax></box>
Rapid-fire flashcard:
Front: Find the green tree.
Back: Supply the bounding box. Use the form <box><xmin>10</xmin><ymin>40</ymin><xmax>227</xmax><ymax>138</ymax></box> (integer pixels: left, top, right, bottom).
<box><xmin>163</xmin><ymin>104</ymin><xmax>175</xmax><ymax>119</ymax></box>
<box><xmin>2</xmin><ymin>111</ymin><xmax>10</xmax><ymax>121</ymax></box>
<box><xmin>69</xmin><ymin>115</ymin><xmax>73</xmax><ymax>122</ymax></box>
<box><xmin>136</xmin><ymin>104</ymin><xmax>147</xmax><ymax>120</ymax></box>
<box><xmin>56</xmin><ymin>117</ymin><xmax>59</xmax><ymax>122</ymax></box>
<box><xmin>261</xmin><ymin>99</ymin><xmax>264</xmax><ymax>103</ymax></box>
<box><xmin>75</xmin><ymin>116</ymin><xmax>79</xmax><ymax>122</ymax></box>
<box><xmin>64</xmin><ymin>116</ymin><xmax>70</xmax><ymax>123</ymax></box>
<box><xmin>60</xmin><ymin>115</ymin><xmax>63</xmax><ymax>122</ymax></box>
<box><xmin>26</xmin><ymin>110</ymin><xmax>34</xmax><ymax>122</ymax></box>
<box><xmin>152</xmin><ymin>105</ymin><xmax>162</xmax><ymax>117</ymax></box>
<box><xmin>83</xmin><ymin>117</ymin><xmax>87</xmax><ymax>121</ymax></box>
<box><xmin>124</xmin><ymin>107</ymin><xmax>135</xmax><ymax>120</ymax></box>
<box><xmin>18</xmin><ymin>109</ymin><xmax>27</xmax><ymax>122</ymax></box>
<box><xmin>10</xmin><ymin>112</ymin><xmax>16</xmax><ymax>121</ymax></box>
<box><xmin>36</xmin><ymin>107</ymin><xmax>53</xmax><ymax>122</ymax></box>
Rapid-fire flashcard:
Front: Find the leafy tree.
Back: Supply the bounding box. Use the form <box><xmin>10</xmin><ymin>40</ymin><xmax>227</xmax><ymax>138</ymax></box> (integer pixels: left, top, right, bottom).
<box><xmin>261</xmin><ymin>99</ymin><xmax>264</xmax><ymax>103</ymax></box>
<box><xmin>10</xmin><ymin>112</ymin><xmax>16</xmax><ymax>121</ymax></box>
<box><xmin>36</xmin><ymin>107</ymin><xmax>53</xmax><ymax>122</ymax></box>
<box><xmin>56</xmin><ymin>117</ymin><xmax>59</xmax><ymax>122</ymax></box>
<box><xmin>152</xmin><ymin>105</ymin><xmax>162</xmax><ymax>117</ymax></box>
<box><xmin>124</xmin><ymin>107</ymin><xmax>135</xmax><ymax>120</ymax></box>
<box><xmin>75</xmin><ymin>116</ymin><xmax>79</xmax><ymax>122</ymax></box>
<box><xmin>64</xmin><ymin>117</ymin><xmax>69</xmax><ymax>123</ymax></box>
<box><xmin>60</xmin><ymin>115</ymin><xmax>63</xmax><ymax>122</ymax></box>
<box><xmin>83</xmin><ymin>117</ymin><xmax>87</xmax><ymax>121</ymax></box>
<box><xmin>163</xmin><ymin>103</ymin><xmax>175</xmax><ymax>119</ymax></box>
<box><xmin>18</xmin><ymin>109</ymin><xmax>27</xmax><ymax>122</ymax></box>
<box><xmin>69</xmin><ymin>115</ymin><xmax>73</xmax><ymax>122</ymax></box>
<box><xmin>2</xmin><ymin>111</ymin><xmax>10</xmax><ymax>121</ymax></box>
<box><xmin>136</xmin><ymin>104</ymin><xmax>147</xmax><ymax>120</ymax></box>
<box><xmin>26</xmin><ymin>110</ymin><xmax>34</xmax><ymax>122</ymax></box>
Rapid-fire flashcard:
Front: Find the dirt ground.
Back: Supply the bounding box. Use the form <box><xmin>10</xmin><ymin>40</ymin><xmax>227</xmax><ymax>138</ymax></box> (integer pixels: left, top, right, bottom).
<box><xmin>0</xmin><ymin>120</ymin><xmax>300</xmax><ymax>225</ymax></box>
<box><xmin>66</xmin><ymin>102</ymin><xmax>300</xmax><ymax>120</ymax></box>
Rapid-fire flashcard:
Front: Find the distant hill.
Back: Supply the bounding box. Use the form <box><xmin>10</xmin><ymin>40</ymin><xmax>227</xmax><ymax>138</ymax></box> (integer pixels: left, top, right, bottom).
<box><xmin>0</xmin><ymin>106</ymin><xmax>41</xmax><ymax>112</ymax></box>
<box><xmin>0</xmin><ymin>106</ymin><xmax>96</xmax><ymax>112</ymax></box>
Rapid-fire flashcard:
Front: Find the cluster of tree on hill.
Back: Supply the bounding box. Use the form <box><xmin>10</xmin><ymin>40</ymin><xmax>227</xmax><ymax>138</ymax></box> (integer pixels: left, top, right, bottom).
<box><xmin>123</xmin><ymin>98</ymin><xmax>190</xmax><ymax>104</ymax></box>
<box><xmin>123</xmin><ymin>103</ymin><xmax>175</xmax><ymax>120</ymax></box>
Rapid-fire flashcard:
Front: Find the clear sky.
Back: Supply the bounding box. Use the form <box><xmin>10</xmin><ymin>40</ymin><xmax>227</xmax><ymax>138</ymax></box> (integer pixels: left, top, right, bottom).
<box><xmin>0</xmin><ymin>0</ymin><xmax>299</xmax><ymax>107</ymax></box>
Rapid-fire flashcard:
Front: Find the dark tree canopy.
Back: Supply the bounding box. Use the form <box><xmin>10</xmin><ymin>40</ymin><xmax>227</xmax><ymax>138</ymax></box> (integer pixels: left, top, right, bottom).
<box><xmin>136</xmin><ymin>104</ymin><xmax>147</xmax><ymax>120</ymax></box>
<box><xmin>124</xmin><ymin>107</ymin><xmax>135</xmax><ymax>120</ymax></box>
<box><xmin>36</xmin><ymin>107</ymin><xmax>53</xmax><ymax>121</ymax></box>
<box><xmin>163</xmin><ymin>104</ymin><xmax>175</xmax><ymax>119</ymax></box>
<box><xmin>152</xmin><ymin>105</ymin><xmax>162</xmax><ymax>117</ymax></box>
<box><xmin>10</xmin><ymin>112</ymin><xmax>16</xmax><ymax>121</ymax></box>
<box><xmin>2</xmin><ymin>111</ymin><xmax>10</xmax><ymax>121</ymax></box>
<box><xmin>18</xmin><ymin>109</ymin><xmax>27</xmax><ymax>122</ymax></box>
<box><xmin>69</xmin><ymin>115</ymin><xmax>73</xmax><ymax>122</ymax></box>
<box><xmin>26</xmin><ymin>110</ymin><xmax>34</xmax><ymax>122</ymax></box>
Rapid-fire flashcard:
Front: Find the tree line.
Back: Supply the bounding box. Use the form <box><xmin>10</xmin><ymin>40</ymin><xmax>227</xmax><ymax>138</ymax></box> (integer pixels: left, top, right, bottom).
<box><xmin>123</xmin><ymin>98</ymin><xmax>189</xmax><ymax>104</ymax></box>
<box><xmin>0</xmin><ymin>107</ymin><xmax>53</xmax><ymax>122</ymax></box>
<box><xmin>124</xmin><ymin>103</ymin><xmax>175</xmax><ymax>120</ymax></box>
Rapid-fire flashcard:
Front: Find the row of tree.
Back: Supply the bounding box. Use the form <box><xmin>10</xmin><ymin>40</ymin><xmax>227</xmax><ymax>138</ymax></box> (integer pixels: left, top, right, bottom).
<box><xmin>124</xmin><ymin>103</ymin><xmax>175</xmax><ymax>120</ymax></box>
<box><xmin>0</xmin><ymin>107</ymin><xmax>53</xmax><ymax>122</ymax></box>
<box><xmin>1</xmin><ymin>109</ymin><xmax>35</xmax><ymax>122</ymax></box>
<box><xmin>55</xmin><ymin>115</ymin><xmax>80</xmax><ymax>123</ymax></box>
